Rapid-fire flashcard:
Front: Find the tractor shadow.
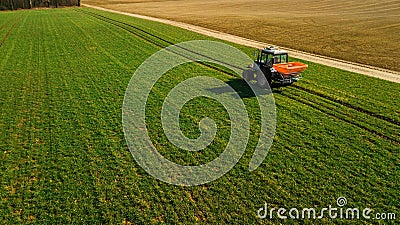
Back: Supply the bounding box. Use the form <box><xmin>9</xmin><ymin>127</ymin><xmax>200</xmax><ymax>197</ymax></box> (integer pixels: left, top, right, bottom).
<box><xmin>207</xmin><ymin>78</ymin><xmax>282</xmax><ymax>99</ymax></box>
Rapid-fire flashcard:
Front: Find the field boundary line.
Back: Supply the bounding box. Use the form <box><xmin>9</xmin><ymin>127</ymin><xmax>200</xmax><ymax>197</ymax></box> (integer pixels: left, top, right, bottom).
<box><xmin>82</xmin><ymin>4</ymin><xmax>400</xmax><ymax>84</ymax></box>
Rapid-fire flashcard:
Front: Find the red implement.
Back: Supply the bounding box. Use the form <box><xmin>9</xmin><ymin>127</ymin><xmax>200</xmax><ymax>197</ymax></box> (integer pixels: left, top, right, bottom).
<box><xmin>273</xmin><ymin>62</ymin><xmax>308</xmax><ymax>75</ymax></box>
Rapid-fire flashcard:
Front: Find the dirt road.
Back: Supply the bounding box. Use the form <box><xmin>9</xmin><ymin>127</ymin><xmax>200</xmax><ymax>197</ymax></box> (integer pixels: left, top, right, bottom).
<box><xmin>83</xmin><ymin>4</ymin><xmax>400</xmax><ymax>84</ymax></box>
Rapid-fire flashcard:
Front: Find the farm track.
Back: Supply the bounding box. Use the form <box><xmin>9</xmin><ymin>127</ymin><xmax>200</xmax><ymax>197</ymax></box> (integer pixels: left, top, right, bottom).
<box><xmin>74</xmin><ymin>9</ymin><xmax>400</xmax><ymax>145</ymax></box>
<box><xmin>0</xmin><ymin>15</ymin><xmax>22</xmax><ymax>48</ymax></box>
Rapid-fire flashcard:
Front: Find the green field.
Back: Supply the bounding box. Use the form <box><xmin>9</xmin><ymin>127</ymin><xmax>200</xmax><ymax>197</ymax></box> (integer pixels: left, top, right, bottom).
<box><xmin>0</xmin><ymin>8</ymin><xmax>399</xmax><ymax>224</ymax></box>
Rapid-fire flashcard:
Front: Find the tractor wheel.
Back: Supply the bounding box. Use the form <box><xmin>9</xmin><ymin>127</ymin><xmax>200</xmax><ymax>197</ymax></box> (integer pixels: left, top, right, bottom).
<box><xmin>242</xmin><ymin>70</ymin><xmax>253</xmax><ymax>82</ymax></box>
<box><xmin>256</xmin><ymin>71</ymin><xmax>269</xmax><ymax>88</ymax></box>
<box><xmin>262</xmin><ymin>68</ymin><xmax>273</xmax><ymax>84</ymax></box>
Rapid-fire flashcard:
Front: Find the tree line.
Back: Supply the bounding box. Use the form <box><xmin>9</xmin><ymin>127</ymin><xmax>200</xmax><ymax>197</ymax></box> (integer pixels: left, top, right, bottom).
<box><xmin>0</xmin><ymin>0</ymin><xmax>80</xmax><ymax>10</ymax></box>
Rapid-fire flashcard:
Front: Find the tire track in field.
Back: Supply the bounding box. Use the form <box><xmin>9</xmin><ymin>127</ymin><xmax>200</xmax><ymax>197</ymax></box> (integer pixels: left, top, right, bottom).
<box><xmin>290</xmin><ymin>84</ymin><xmax>400</xmax><ymax>127</ymax></box>
<box><xmin>74</xmin><ymin>9</ymin><xmax>400</xmax><ymax>144</ymax></box>
<box><xmin>281</xmin><ymin>84</ymin><xmax>400</xmax><ymax>145</ymax></box>
<box><xmin>73</xmin><ymin>8</ymin><xmax>248</xmax><ymax>76</ymax></box>
<box><xmin>281</xmin><ymin>87</ymin><xmax>400</xmax><ymax>145</ymax></box>
<box><xmin>0</xmin><ymin>14</ymin><xmax>17</xmax><ymax>32</ymax></box>
<box><xmin>0</xmin><ymin>15</ymin><xmax>22</xmax><ymax>49</ymax></box>
<box><xmin>277</xmin><ymin>90</ymin><xmax>400</xmax><ymax>145</ymax></box>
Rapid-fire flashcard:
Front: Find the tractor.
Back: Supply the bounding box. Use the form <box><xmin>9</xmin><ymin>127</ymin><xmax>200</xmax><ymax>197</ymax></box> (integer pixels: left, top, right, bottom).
<box><xmin>242</xmin><ymin>47</ymin><xmax>308</xmax><ymax>87</ymax></box>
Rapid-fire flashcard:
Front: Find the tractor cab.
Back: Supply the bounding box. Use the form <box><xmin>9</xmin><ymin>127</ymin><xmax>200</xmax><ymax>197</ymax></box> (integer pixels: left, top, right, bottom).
<box><xmin>255</xmin><ymin>47</ymin><xmax>288</xmax><ymax>67</ymax></box>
